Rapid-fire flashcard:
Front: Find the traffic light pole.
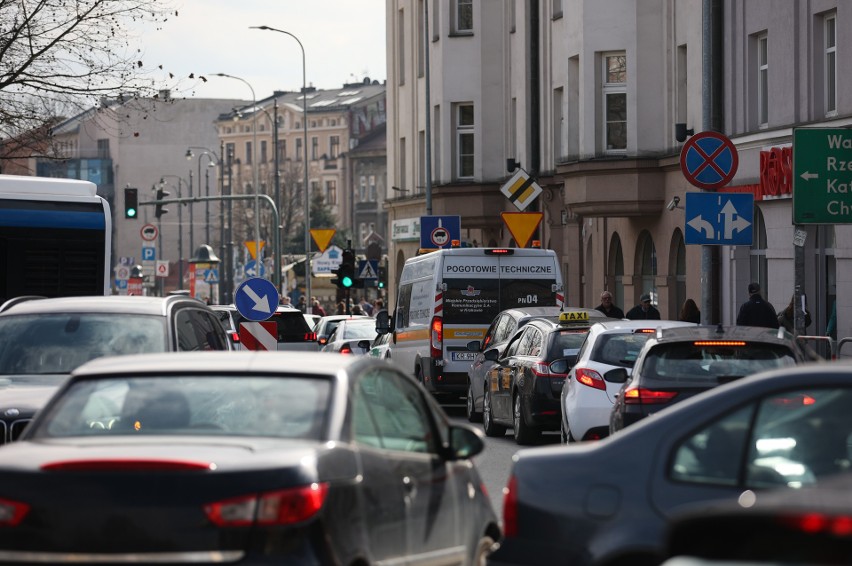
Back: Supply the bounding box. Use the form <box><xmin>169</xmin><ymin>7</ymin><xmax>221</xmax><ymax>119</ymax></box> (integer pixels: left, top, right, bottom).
<box><xmin>142</xmin><ymin>193</ymin><xmax>281</xmax><ymax>296</ymax></box>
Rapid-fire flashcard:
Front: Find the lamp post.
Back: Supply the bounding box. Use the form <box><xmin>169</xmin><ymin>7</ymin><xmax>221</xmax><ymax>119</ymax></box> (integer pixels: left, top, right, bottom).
<box><xmin>251</xmin><ymin>25</ymin><xmax>312</xmax><ymax>308</ymax></box>
<box><xmin>212</xmin><ymin>73</ymin><xmax>262</xmax><ymax>279</ymax></box>
<box><xmin>186</xmin><ymin>147</ymin><xmax>220</xmax><ymax>244</ymax></box>
<box><xmin>159</xmin><ymin>174</ymin><xmax>186</xmax><ymax>290</ymax></box>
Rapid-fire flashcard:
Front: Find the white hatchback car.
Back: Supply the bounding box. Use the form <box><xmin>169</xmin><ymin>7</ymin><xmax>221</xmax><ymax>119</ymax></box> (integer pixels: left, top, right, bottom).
<box><xmin>560</xmin><ymin>319</ymin><xmax>696</xmax><ymax>443</ymax></box>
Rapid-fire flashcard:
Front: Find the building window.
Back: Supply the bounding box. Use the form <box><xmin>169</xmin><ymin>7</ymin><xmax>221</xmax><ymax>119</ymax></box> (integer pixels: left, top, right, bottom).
<box><xmin>260</xmin><ymin>140</ymin><xmax>267</xmax><ymax>163</ymax></box>
<box><xmin>399</xmin><ymin>137</ymin><xmax>407</xmax><ymax>191</ymax></box>
<box><xmin>757</xmin><ymin>34</ymin><xmax>768</xmax><ymax>126</ymax></box>
<box><xmin>418</xmin><ymin>130</ymin><xmax>426</xmax><ymax>192</ymax></box>
<box><xmin>453</xmin><ymin>0</ymin><xmax>472</xmax><ymax>34</ymax></box>
<box><xmin>330</xmin><ymin>136</ymin><xmax>340</xmax><ymax>159</ymax></box>
<box><xmin>750</xmin><ymin>207</ymin><xmax>768</xmax><ymax>298</ymax></box>
<box><xmin>369</xmin><ymin>175</ymin><xmax>377</xmax><ymax>201</ymax></box>
<box><xmin>326</xmin><ymin>180</ymin><xmax>337</xmax><ymax>205</ymax></box>
<box><xmin>602</xmin><ymin>53</ymin><xmax>627</xmax><ymax>153</ymax></box>
<box><xmin>455</xmin><ymin>103</ymin><xmax>474</xmax><ymax>179</ymax></box>
<box><xmin>432</xmin><ymin>0</ymin><xmax>440</xmax><ymax>41</ymax></box>
<box><xmin>417</xmin><ymin>0</ymin><xmax>425</xmax><ymax>78</ymax></box>
<box><xmin>311</xmin><ymin>137</ymin><xmax>319</xmax><ymax>160</ymax></box>
<box><xmin>225</xmin><ymin>143</ymin><xmax>235</xmax><ymax>166</ymax></box>
<box><xmin>824</xmin><ymin>14</ymin><xmax>837</xmax><ymax>115</ymax></box>
<box><xmin>398</xmin><ymin>8</ymin><xmax>406</xmax><ymax>85</ymax></box>
<box><xmin>552</xmin><ymin>0</ymin><xmax>562</xmax><ymax>19</ymax></box>
<box><xmin>96</xmin><ymin>139</ymin><xmax>110</xmax><ymax>159</ymax></box>
<box><xmin>359</xmin><ymin>176</ymin><xmax>367</xmax><ymax>202</ymax></box>
<box><xmin>278</xmin><ymin>139</ymin><xmax>287</xmax><ymax>163</ymax></box>
<box><xmin>245</xmin><ymin>141</ymin><xmax>252</xmax><ymax>164</ymax></box>
<box><xmin>295</xmin><ymin>138</ymin><xmax>302</xmax><ymax>161</ymax></box>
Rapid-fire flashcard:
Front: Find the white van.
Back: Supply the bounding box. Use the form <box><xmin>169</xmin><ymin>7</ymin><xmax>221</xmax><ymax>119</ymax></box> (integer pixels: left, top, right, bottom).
<box><xmin>376</xmin><ymin>247</ymin><xmax>564</xmax><ymax>398</ymax></box>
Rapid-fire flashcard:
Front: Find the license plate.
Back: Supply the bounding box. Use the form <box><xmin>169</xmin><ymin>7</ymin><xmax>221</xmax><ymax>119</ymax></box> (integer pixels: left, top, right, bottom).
<box><xmin>452</xmin><ymin>351</ymin><xmax>476</xmax><ymax>362</ymax></box>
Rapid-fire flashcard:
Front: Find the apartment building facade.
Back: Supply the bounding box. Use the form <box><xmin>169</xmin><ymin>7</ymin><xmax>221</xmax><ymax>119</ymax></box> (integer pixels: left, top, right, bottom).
<box><xmin>386</xmin><ymin>0</ymin><xmax>850</xmax><ymax>345</ymax></box>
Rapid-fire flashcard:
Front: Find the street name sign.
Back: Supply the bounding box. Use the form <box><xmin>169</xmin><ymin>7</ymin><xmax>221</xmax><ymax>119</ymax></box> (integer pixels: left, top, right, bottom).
<box><xmin>793</xmin><ymin>128</ymin><xmax>852</xmax><ymax>224</ymax></box>
<box><xmin>684</xmin><ymin>192</ymin><xmax>754</xmax><ymax>246</ymax></box>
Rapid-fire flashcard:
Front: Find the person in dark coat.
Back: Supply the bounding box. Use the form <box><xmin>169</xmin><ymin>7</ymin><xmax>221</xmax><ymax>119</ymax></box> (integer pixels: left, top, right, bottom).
<box><xmin>736</xmin><ymin>282</ymin><xmax>779</xmax><ymax>328</ymax></box>
<box><xmin>594</xmin><ymin>290</ymin><xmax>625</xmax><ymax>319</ymax></box>
<box><xmin>777</xmin><ymin>295</ymin><xmax>811</xmax><ymax>332</ymax></box>
<box><xmin>626</xmin><ymin>293</ymin><xmax>661</xmax><ymax>320</ymax></box>
<box><xmin>679</xmin><ymin>298</ymin><xmax>701</xmax><ymax>324</ymax></box>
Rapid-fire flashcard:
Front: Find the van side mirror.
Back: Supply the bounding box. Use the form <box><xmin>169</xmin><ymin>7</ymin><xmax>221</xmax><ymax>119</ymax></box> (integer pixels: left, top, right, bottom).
<box><xmin>375</xmin><ymin>310</ymin><xmax>391</xmax><ymax>334</ymax></box>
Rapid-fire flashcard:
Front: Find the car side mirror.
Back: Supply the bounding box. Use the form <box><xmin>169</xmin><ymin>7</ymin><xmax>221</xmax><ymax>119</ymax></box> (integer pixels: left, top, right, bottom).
<box><xmin>375</xmin><ymin>310</ymin><xmax>391</xmax><ymax>334</ymax></box>
<box><xmin>549</xmin><ymin>356</ymin><xmax>577</xmax><ymax>374</ymax></box>
<box><xmin>467</xmin><ymin>340</ymin><xmax>481</xmax><ymax>353</ymax></box>
<box><xmin>357</xmin><ymin>339</ymin><xmax>371</xmax><ymax>350</ymax></box>
<box><xmin>447</xmin><ymin>423</ymin><xmax>485</xmax><ymax>460</ymax></box>
<box><xmin>604</xmin><ymin>368</ymin><xmax>629</xmax><ymax>383</ymax></box>
<box><xmin>483</xmin><ymin>349</ymin><xmax>499</xmax><ymax>361</ymax></box>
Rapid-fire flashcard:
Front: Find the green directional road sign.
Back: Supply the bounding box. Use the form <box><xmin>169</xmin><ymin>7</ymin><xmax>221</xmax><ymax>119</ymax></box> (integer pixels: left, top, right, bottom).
<box><xmin>793</xmin><ymin>128</ymin><xmax>852</xmax><ymax>224</ymax></box>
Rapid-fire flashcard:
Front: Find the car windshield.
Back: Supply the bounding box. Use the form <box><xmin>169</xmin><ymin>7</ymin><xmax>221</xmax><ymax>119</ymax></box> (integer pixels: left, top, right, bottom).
<box><xmin>342</xmin><ymin>323</ymin><xmax>378</xmax><ymax>339</ymax></box>
<box><xmin>592</xmin><ymin>333</ymin><xmax>653</xmax><ymax>367</ymax></box>
<box><xmin>0</xmin><ymin>314</ymin><xmax>167</xmax><ymax>375</ymax></box>
<box><xmin>643</xmin><ymin>342</ymin><xmax>797</xmax><ymax>384</ymax></box>
<box><xmin>32</xmin><ymin>375</ymin><xmax>331</xmax><ymax>440</ymax></box>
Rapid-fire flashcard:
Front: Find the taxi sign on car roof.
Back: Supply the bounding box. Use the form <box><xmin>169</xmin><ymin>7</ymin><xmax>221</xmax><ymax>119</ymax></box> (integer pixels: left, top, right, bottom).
<box><xmin>559</xmin><ymin>311</ymin><xmax>589</xmax><ymax>324</ymax></box>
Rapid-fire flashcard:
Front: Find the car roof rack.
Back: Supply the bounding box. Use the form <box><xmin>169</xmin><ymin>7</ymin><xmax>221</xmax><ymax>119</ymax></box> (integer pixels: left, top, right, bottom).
<box><xmin>0</xmin><ymin>295</ymin><xmax>47</xmax><ymax>313</ymax></box>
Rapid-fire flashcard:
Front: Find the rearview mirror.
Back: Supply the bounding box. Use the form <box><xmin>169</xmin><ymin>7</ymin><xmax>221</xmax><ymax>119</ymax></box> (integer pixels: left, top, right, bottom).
<box><xmin>357</xmin><ymin>339</ymin><xmax>372</xmax><ymax>350</ymax></box>
<box><xmin>550</xmin><ymin>356</ymin><xmax>577</xmax><ymax>374</ymax></box>
<box><xmin>467</xmin><ymin>340</ymin><xmax>481</xmax><ymax>352</ymax></box>
<box><xmin>483</xmin><ymin>349</ymin><xmax>499</xmax><ymax>361</ymax></box>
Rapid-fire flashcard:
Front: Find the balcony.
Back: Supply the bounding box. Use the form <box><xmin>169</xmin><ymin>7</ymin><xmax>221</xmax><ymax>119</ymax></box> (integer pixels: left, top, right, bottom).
<box><xmin>557</xmin><ymin>157</ymin><xmax>668</xmax><ymax>217</ymax></box>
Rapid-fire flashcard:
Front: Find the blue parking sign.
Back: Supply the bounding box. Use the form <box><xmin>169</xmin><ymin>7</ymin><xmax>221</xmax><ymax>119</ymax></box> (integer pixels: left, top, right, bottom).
<box><xmin>141</xmin><ymin>246</ymin><xmax>156</xmax><ymax>261</ymax></box>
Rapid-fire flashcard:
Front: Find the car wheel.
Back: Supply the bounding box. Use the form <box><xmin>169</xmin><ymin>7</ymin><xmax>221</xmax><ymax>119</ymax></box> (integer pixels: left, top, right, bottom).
<box><xmin>513</xmin><ymin>393</ymin><xmax>540</xmax><ymax>446</ymax></box>
<box><xmin>466</xmin><ymin>380</ymin><xmax>482</xmax><ymax>423</ymax></box>
<box><xmin>471</xmin><ymin>535</ymin><xmax>496</xmax><ymax>566</ymax></box>
<box><xmin>482</xmin><ymin>390</ymin><xmax>506</xmax><ymax>437</ymax></box>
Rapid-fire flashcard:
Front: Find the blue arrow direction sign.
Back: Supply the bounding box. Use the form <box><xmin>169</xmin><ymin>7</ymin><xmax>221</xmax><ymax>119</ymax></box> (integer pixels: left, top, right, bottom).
<box><xmin>244</xmin><ymin>259</ymin><xmax>266</xmax><ymax>278</ymax></box>
<box><xmin>235</xmin><ymin>277</ymin><xmax>279</xmax><ymax>321</ymax></box>
<box><xmin>685</xmin><ymin>193</ymin><xmax>754</xmax><ymax>246</ymax></box>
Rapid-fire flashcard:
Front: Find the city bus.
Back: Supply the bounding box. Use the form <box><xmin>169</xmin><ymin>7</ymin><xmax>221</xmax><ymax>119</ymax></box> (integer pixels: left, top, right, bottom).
<box><xmin>0</xmin><ymin>175</ymin><xmax>111</xmax><ymax>303</ymax></box>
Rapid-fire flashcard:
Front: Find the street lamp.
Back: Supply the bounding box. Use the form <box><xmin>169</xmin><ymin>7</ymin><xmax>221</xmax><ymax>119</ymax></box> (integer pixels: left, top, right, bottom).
<box><xmin>186</xmin><ymin>147</ymin><xmax>220</xmax><ymax>244</ymax></box>
<box><xmin>251</xmin><ymin>25</ymin><xmax>312</xmax><ymax>307</ymax></box>
<box><xmin>211</xmin><ymin>73</ymin><xmax>262</xmax><ymax>281</ymax></box>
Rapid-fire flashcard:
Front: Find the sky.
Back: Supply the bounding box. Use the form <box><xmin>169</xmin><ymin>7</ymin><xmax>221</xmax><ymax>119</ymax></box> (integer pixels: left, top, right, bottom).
<box><xmin>133</xmin><ymin>0</ymin><xmax>387</xmax><ymax>102</ymax></box>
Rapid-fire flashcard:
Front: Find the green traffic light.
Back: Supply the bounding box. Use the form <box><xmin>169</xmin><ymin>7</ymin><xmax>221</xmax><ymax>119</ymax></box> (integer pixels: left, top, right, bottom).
<box><xmin>127</xmin><ymin>207</ymin><xmax>137</xmax><ymax>218</ymax></box>
<box><xmin>341</xmin><ymin>275</ymin><xmax>354</xmax><ymax>288</ymax></box>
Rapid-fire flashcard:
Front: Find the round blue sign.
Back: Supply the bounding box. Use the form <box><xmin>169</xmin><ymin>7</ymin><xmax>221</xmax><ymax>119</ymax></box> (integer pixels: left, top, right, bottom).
<box><xmin>679</xmin><ymin>131</ymin><xmax>739</xmax><ymax>191</ymax></box>
<box><xmin>234</xmin><ymin>277</ymin><xmax>279</xmax><ymax>321</ymax></box>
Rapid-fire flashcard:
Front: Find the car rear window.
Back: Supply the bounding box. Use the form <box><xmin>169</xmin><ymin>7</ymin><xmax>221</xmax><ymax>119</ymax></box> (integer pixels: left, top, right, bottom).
<box><xmin>547</xmin><ymin>329</ymin><xmax>590</xmax><ymax>361</ymax></box>
<box><xmin>592</xmin><ymin>333</ymin><xmax>653</xmax><ymax>367</ymax></box>
<box><xmin>235</xmin><ymin>310</ymin><xmax>313</xmax><ymax>343</ymax></box>
<box><xmin>641</xmin><ymin>342</ymin><xmax>797</xmax><ymax>385</ymax></box>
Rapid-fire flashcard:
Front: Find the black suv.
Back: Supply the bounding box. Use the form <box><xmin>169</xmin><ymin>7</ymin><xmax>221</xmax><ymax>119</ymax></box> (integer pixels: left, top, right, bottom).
<box><xmin>609</xmin><ymin>324</ymin><xmax>816</xmax><ymax>434</ymax></box>
<box><xmin>0</xmin><ymin>295</ymin><xmax>231</xmax><ymax>443</ymax></box>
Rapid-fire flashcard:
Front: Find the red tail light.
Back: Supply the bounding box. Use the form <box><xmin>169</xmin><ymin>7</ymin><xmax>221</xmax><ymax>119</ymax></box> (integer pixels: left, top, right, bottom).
<box><xmin>305</xmin><ymin>332</ymin><xmax>317</xmax><ymax>342</ymax></box>
<box><xmin>205</xmin><ymin>483</ymin><xmax>328</xmax><ymax>527</ymax></box>
<box><xmin>340</xmin><ymin>344</ymin><xmax>352</xmax><ymax>354</ymax></box>
<box><xmin>0</xmin><ymin>497</ymin><xmax>29</xmax><ymax>527</ymax></box>
<box><xmin>318</xmin><ymin>337</ymin><xmax>328</xmax><ymax>345</ymax></box>
<box><xmin>575</xmin><ymin>367</ymin><xmax>606</xmax><ymax>391</ymax></box>
<box><xmin>430</xmin><ymin>316</ymin><xmax>443</xmax><ymax>360</ymax></box>
<box><xmin>623</xmin><ymin>387</ymin><xmax>678</xmax><ymax>404</ymax></box>
<box><xmin>531</xmin><ymin>362</ymin><xmax>566</xmax><ymax>378</ymax></box>
<box><xmin>230</xmin><ymin>331</ymin><xmax>240</xmax><ymax>343</ymax></box>
<box><xmin>780</xmin><ymin>513</ymin><xmax>852</xmax><ymax>536</ymax></box>
<box><xmin>503</xmin><ymin>475</ymin><xmax>518</xmax><ymax>537</ymax></box>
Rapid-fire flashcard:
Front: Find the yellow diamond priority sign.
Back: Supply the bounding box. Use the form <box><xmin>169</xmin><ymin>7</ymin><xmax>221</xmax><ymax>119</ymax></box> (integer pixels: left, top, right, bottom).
<box><xmin>500</xmin><ymin>169</ymin><xmax>543</xmax><ymax>211</ymax></box>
